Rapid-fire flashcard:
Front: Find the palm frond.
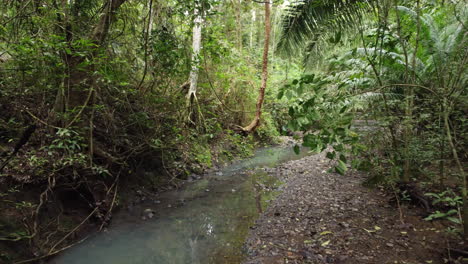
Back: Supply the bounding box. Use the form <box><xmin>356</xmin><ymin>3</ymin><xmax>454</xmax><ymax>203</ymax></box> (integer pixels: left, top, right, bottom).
<box><xmin>277</xmin><ymin>0</ymin><xmax>372</xmax><ymax>55</ymax></box>
<box><xmin>346</xmin><ymin>47</ymin><xmax>425</xmax><ymax>71</ymax></box>
<box><xmin>396</xmin><ymin>6</ymin><xmax>466</xmax><ymax>58</ymax></box>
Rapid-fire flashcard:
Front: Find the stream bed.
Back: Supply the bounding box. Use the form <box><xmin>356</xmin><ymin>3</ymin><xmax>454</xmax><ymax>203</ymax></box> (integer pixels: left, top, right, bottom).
<box><xmin>51</xmin><ymin>145</ymin><xmax>310</xmax><ymax>264</ymax></box>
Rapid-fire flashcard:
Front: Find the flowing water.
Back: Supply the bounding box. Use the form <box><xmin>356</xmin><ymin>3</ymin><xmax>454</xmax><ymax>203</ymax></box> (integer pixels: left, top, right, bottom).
<box><xmin>51</xmin><ymin>145</ymin><xmax>310</xmax><ymax>264</ymax></box>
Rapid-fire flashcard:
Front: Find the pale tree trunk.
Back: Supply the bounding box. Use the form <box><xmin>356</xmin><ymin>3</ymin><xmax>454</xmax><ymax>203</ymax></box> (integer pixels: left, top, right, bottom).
<box><xmin>138</xmin><ymin>0</ymin><xmax>154</xmax><ymax>90</ymax></box>
<box><xmin>250</xmin><ymin>8</ymin><xmax>256</xmax><ymax>49</ymax></box>
<box><xmin>186</xmin><ymin>6</ymin><xmax>203</xmax><ymax>106</ymax></box>
<box><xmin>242</xmin><ymin>1</ymin><xmax>270</xmax><ymax>133</ymax></box>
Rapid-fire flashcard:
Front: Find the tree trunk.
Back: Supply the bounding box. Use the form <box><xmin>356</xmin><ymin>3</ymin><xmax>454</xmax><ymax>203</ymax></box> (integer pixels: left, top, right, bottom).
<box><xmin>186</xmin><ymin>5</ymin><xmax>203</xmax><ymax>107</ymax></box>
<box><xmin>250</xmin><ymin>9</ymin><xmax>256</xmax><ymax>49</ymax></box>
<box><xmin>443</xmin><ymin>98</ymin><xmax>468</xmax><ymax>240</ymax></box>
<box><xmin>234</xmin><ymin>0</ymin><xmax>242</xmax><ymax>51</ymax></box>
<box><xmin>242</xmin><ymin>1</ymin><xmax>270</xmax><ymax>133</ymax></box>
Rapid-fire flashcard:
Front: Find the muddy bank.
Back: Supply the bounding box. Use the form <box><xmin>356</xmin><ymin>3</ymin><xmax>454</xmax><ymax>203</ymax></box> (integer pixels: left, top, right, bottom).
<box><xmin>243</xmin><ymin>153</ymin><xmax>459</xmax><ymax>264</ymax></box>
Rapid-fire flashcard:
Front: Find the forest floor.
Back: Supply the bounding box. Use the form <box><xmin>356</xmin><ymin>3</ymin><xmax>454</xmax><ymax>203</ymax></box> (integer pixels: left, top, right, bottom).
<box><xmin>243</xmin><ymin>152</ymin><xmax>464</xmax><ymax>264</ymax></box>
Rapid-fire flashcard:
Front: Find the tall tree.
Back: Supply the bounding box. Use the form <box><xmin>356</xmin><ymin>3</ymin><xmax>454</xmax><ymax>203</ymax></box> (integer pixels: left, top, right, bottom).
<box><xmin>242</xmin><ymin>0</ymin><xmax>271</xmax><ymax>133</ymax></box>
<box><xmin>250</xmin><ymin>8</ymin><xmax>256</xmax><ymax>49</ymax></box>
<box><xmin>186</xmin><ymin>4</ymin><xmax>203</xmax><ymax>107</ymax></box>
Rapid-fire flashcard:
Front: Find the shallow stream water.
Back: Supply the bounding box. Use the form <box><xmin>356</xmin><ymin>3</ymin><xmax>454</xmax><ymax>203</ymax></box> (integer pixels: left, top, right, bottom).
<box><xmin>51</xmin><ymin>145</ymin><xmax>309</xmax><ymax>264</ymax></box>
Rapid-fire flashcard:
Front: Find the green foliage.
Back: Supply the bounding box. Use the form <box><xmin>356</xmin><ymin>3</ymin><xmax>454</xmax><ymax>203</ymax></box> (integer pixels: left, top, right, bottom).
<box><xmin>278</xmin><ymin>72</ymin><xmax>365</xmax><ymax>174</ymax></box>
<box><xmin>424</xmin><ymin>209</ymin><xmax>459</xmax><ymax>223</ymax></box>
<box><xmin>426</xmin><ymin>189</ymin><xmax>463</xmax><ymax>208</ymax></box>
<box><xmin>0</xmin><ymin>0</ymin><xmax>279</xmax><ymax>257</ymax></box>
<box><xmin>255</xmin><ymin>112</ymin><xmax>280</xmax><ymax>143</ymax></box>
<box><xmin>277</xmin><ymin>0</ymin><xmax>467</xmax><ymax>183</ymax></box>
<box><xmin>277</xmin><ymin>0</ymin><xmax>371</xmax><ymax>56</ymax></box>
<box><xmin>275</xmin><ymin>2</ymin><xmax>467</xmax><ymax>240</ymax></box>
<box><xmin>0</xmin><ymin>0</ymin><xmax>463</xmax><ymax>259</ymax></box>
<box><xmin>46</xmin><ymin>128</ymin><xmax>87</xmax><ymax>168</ymax></box>
<box><xmin>228</xmin><ymin>132</ymin><xmax>255</xmax><ymax>158</ymax></box>
<box><xmin>424</xmin><ymin>189</ymin><xmax>463</xmax><ymax>227</ymax></box>
<box><xmin>192</xmin><ymin>142</ymin><xmax>213</xmax><ymax>168</ymax></box>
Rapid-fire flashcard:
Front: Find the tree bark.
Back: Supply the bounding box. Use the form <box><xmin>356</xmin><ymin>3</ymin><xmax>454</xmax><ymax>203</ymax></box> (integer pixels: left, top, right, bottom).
<box><xmin>186</xmin><ymin>5</ymin><xmax>203</xmax><ymax>107</ymax></box>
<box><xmin>443</xmin><ymin>98</ymin><xmax>468</xmax><ymax>240</ymax></box>
<box><xmin>242</xmin><ymin>1</ymin><xmax>270</xmax><ymax>133</ymax></box>
<box><xmin>250</xmin><ymin>9</ymin><xmax>256</xmax><ymax>49</ymax></box>
<box><xmin>234</xmin><ymin>0</ymin><xmax>242</xmax><ymax>51</ymax></box>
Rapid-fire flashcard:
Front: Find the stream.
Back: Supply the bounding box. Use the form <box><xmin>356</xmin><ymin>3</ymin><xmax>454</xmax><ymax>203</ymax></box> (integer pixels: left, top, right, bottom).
<box><xmin>51</xmin><ymin>145</ymin><xmax>310</xmax><ymax>264</ymax></box>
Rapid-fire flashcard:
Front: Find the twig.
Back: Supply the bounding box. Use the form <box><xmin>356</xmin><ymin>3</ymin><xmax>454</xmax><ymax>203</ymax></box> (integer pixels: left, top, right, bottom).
<box><xmin>64</xmin><ymin>87</ymin><xmax>94</xmax><ymax>129</ymax></box>
<box><xmin>99</xmin><ymin>172</ymin><xmax>120</xmax><ymax>231</ymax></box>
<box><xmin>391</xmin><ymin>183</ymin><xmax>405</xmax><ymax>224</ymax></box>
<box><xmin>24</xmin><ymin>108</ymin><xmax>61</xmax><ymax>129</ymax></box>
<box><xmin>31</xmin><ymin>176</ymin><xmax>56</xmax><ymax>243</ymax></box>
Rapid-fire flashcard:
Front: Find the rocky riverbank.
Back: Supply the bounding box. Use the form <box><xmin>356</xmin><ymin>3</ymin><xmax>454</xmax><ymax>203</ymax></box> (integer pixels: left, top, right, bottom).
<box><xmin>243</xmin><ymin>153</ymin><xmax>460</xmax><ymax>264</ymax></box>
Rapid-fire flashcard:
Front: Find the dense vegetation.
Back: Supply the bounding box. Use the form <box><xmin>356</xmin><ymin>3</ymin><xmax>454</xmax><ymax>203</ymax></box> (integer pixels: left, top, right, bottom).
<box><xmin>277</xmin><ymin>0</ymin><xmax>467</xmax><ymax>239</ymax></box>
<box><xmin>0</xmin><ymin>0</ymin><xmax>466</xmax><ymax>262</ymax></box>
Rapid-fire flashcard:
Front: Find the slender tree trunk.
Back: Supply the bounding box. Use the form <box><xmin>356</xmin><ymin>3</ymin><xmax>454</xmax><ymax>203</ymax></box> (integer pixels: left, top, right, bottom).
<box><xmin>242</xmin><ymin>1</ymin><xmax>270</xmax><ymax>133</ymax></box>
<box><xmin>403</xmin><ymin>0</ymin><xmax>420</xmax><ymax>182</ymax></box>
<box><xmin>443</xmin><ymin>98</ymin><xmax>467</xmax><ymax>240</ymax></box>
<box><xmin>137</xmin><ymin>0</ymin><xmax>154</xmax><ymax>90</ymax></box>
<box><xmin>438</xmin><ymin>99</ymin><xmax>446</xmax><ymax>186</ymax></box>
<box><xmin>49</xmin><ymin>0</ymin><xmax>70</xmax><ymax>127</ymax></box>
<box><xmin>186</xmin><ymin>5</ymin><xmax>203</xmax><ymax>107</ymax></box>
<box><xmin>394</xmin><ymin>0</ymin><xmax>410</xmax><ymax>182</ymax></box>
<box><xmin>250</xmin><ymin>8</ymin><xmax>256</xmax><ymax>49</ymax></box>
